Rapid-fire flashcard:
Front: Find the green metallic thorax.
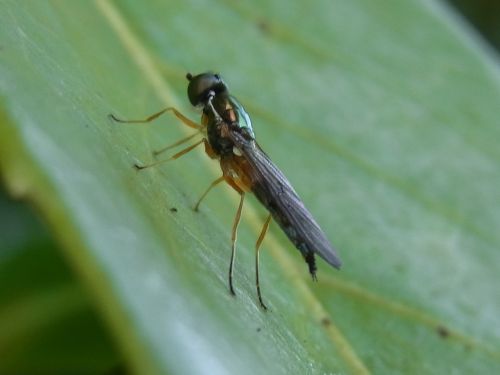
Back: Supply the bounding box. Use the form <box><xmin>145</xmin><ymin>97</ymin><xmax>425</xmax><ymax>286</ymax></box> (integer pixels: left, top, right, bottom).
<box><xmin>205</xmin><ymin>94</ymin><xmax>254</xmax><ymax>156</ymax></box>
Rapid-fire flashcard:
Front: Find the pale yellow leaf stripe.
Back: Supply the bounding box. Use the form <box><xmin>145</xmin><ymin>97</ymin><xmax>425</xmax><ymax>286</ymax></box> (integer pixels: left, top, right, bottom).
<box><xmin>320</xmin><ymin>275</ymin><xmax>500</xmax><ymax>359</ymax></box>
<box><xmin>93</xmin><ymin>0</ymin><xmax>370</xmax><ymax>373</ymax></box>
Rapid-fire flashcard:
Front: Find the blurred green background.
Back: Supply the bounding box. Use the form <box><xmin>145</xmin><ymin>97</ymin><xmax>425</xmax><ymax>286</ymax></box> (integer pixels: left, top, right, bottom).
<box><xmin>1</xmin><ymin>1</ymin><xmax>499</xmax><ymax>374</ymax></box>
<box><xmin>447</xmin><ymin>0</ymin><xmax>500</xmax><ymax>52</ymax></box>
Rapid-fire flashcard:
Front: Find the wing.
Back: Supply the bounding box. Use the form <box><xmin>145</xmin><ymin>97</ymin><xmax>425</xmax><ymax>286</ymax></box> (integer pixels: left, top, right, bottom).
<box><xmin>229</xmin><ymin>131</ymin><xmax>342</xmax><ymax>275</ymax></box>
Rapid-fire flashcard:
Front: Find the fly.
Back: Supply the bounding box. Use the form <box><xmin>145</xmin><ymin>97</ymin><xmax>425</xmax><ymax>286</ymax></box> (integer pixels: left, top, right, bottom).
<box><xmin>110</xmin><ymin>72</ymin><xmax>342</xmax><ymax>310</ymax></box>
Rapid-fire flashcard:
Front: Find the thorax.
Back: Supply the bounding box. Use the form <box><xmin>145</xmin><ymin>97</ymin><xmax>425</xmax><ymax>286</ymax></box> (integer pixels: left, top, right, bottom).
<box><xmin>203</xmin><ymin>94</ymin><xmax>254</xmax><ymax>157</ymax></box>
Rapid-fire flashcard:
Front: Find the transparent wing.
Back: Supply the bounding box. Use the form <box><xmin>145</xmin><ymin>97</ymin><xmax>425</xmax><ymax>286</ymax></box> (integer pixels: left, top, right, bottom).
<box><xmin>229</xmin><ymin>131</ymin><xmax>342</xmax><ymax>273</ymax></box>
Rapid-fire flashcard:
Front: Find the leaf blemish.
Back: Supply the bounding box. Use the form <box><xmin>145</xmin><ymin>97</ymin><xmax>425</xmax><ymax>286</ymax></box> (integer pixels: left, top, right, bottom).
<box><xmin>436</xmin><ymin>325</ymin><xmax>450</xmax><ymax>339</ymax></box>
<box><xmin>256</xmin><ymin>19</ymin><xmax>271</xmax><ymax>34</ymax></box>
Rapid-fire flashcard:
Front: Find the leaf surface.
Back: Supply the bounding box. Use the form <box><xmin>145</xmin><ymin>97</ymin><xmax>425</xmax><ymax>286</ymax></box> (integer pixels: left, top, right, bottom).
<box><xmin>1</xmin><ymin>0</ymin><xmax>499</xmax><ymax>373</ymax></box>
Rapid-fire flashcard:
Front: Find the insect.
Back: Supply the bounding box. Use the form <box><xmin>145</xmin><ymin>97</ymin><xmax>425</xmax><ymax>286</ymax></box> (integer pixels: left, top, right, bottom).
<box><xmin>110</xmin><ymin>72</ymin><xmax>341</xmax><ymax>309</ymax></box>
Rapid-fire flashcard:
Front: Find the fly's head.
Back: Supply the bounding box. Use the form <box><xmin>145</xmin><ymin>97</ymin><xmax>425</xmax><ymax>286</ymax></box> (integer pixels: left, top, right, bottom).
<box><xmin>186</xmin><ymin>72</ymin><xmax>228</xmax><ymax>107</ymax></box>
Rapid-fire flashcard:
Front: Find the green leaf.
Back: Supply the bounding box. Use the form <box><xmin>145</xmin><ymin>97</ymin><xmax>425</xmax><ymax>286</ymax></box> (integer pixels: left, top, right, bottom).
<box><xmin>1</xmin><ymin>0</ymin><xmax>499</xmax><ymax>374</ymax></box>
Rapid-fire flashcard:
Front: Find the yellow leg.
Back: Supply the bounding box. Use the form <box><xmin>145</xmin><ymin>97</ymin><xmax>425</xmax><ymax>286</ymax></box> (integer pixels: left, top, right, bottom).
<box><xmin>135</xmin><ymin>139</ymin><xmax>203</xmax><ymax>170</ymax></box>
<box><xmin>229</xmin><ymin>193</ymin><xmax>245</xmax><ymax>296</ymax></box>
<box><xmin>153</xmin><ymin>132</ymin><xmax>200</xmax><ymax>157</ymax></box>
<box><xmin>255</xmin><ymin>214</ymin><xmax>272</xmax><ymax>310</ymax></box>
<box><xmin>193</xmin><ymin>176</ymin><xmax>225</xmax><ymax>211</ymax></box>
<box><xmin>109</xmin><ymin>107</ymin><xmax>202</xmax><ymax>130</ymax></box>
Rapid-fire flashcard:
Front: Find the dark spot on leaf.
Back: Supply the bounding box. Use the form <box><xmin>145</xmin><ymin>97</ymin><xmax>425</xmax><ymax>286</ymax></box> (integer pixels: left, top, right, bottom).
<box><xmin>321</xmin><ymin>317</ymin><xmax>331</xmax><ymax>327</ymax></box>
<box><xmin>436</xmin><ymin>325</ymin><xmax>450</xmax><ymax>339</ymax></box>
<box><xmin>170</xmin><ymin>207</ymin><xmax>178</xmax><ymax>213</ymax></box>
<box><xmin>257</xmin><ymin>19</ymin><xmax>271</xmax><ymax>34</ymax></box>
<box><xmin>256</xmin><ymin>327</ymin><xmax>261</xmax><ymax>332</ymax></box>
